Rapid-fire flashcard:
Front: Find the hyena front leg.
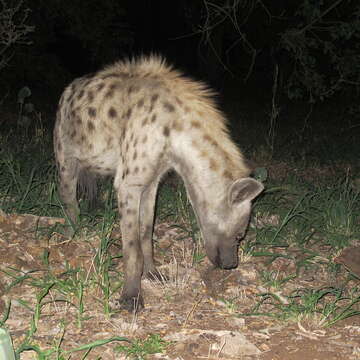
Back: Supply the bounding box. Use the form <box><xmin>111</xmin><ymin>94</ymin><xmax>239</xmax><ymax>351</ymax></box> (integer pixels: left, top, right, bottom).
<box><xmin>139</xmin><ymin>182</ymin><xmax>159</xmax><ymax>278</ymax></box>
<box><xmin>58</xmin><ymin>157</ymin><xmax>81</xmax><ymax>231</ymax></box>
<box><xmin>116</xmin><ymin>185</ymin><xmax>144</xmax><ymax>312</ymax></box>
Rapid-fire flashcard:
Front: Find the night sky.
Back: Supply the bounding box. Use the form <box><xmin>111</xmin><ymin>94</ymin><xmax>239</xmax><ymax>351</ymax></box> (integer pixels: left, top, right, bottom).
<box><xmin>2</xmin><ymin>0</ymin><xmax>359</xmax><ymax>119</ymax></box>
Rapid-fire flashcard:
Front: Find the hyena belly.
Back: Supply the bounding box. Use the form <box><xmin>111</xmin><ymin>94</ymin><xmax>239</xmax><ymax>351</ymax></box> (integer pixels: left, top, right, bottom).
<box><xmin>54</xmin><ymin>56</ymin><xmax>264</xmax><ymax>312</ymax></box>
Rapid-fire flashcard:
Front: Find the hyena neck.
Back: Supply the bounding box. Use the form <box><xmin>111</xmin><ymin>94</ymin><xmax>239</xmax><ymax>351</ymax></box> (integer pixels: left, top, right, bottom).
<box><xmin>172</xmin><ymin>142</ymin><xmax>250</xmax><ymax>224</ymax></box>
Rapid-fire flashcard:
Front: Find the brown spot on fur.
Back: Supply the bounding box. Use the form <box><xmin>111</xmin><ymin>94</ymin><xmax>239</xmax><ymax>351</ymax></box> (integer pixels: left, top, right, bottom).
<box><xmin>137</xmin><ymin>98</ymin><xmax>145</xmax><ymax>108</ymax></box>
<box><xmin>209</xmin><ymin>158</ymin><xmax>219</xmax><ymax>171</ymax></box>
<box><xmin>175</xmin><ymin>97</ymin><xmax>183</xmax><ymax>106</ymax></box>
<box><xmin>133</xmin><ymin>151</ymin><xmax>137</xmax><ymax>160</ymax></box>
<box><xmin>203</xmin><ymin>134</ymin><xmax>219</xmax><ymax>147</ymax></box>
<box><xmin>163</xmin><ymin>126</ymin><xmax>170</xmax><ymax>137</ymax></box>
<box><xmin>76</xmin><ymin>117</ymin><xmax>82</xmax><ymax>125</ymax></box>
<box><xmin>105</xmin><ymin>89</ymin><xmax>114</xmax><ymax>98</ymax></box>
<box><xmin>173</xmin><ymin>120</ymin><xmax>183</xmax><ymax>131</ymax></box>
<box><xmin>80</xmin><ymin>134</ymin><xmax>86</xmax><ymax>143</ymax></box>
<box><xmin>125</xmin><ymin>108</ymin><xmax>132</xmax><ymax>120</ymax></box>
<box><xmin>110</xmin><ymin>82</ymin><xmax>120</xmax><ymax>90</ymax></box>
<box><xmin>151</xmin><ymin>114</ymin><xmax>157</xmax><ymax>123</ymax></box>
<box><xmin>97</xmin><ymin>83</ymin><xmax>105</xmax><ymax>91</ymax></box>
<box><xmin>163</xmin><ymin>102</ymin><xmax>175</xmax><ymax>112</ymax></box>
<box><xmin>88</xmin><ymin>107</ymin><xmax>96</xmax><ymax>117</ymax></box>
<box><xmin>60</xmin><ymin>166</ymin><xmax>65</xmax><ymax>172</ymax></box>
<box><xmin>70</xmin><ymin>130</ymin><xmax>76</xmax><ymax>139</ymax></box>
<box><xmin>77</xmin><ymin>90</ymin><xmax>84</xmax><ymax>100</ymax></box>
<box><xmin>104</xmin><ymin>83</ymin><xmax>119</xmax><ymax>98</ymax></box>
<box><xmin>142</xmin><ymin>117</ymin><xmax>148</xmax><ymax>126</ymax></box>
<box><xmin>150</xmin><ymin>94</ymin><xmax>159</xmax><ymax>111</ymax></box>
<box><xmin>87</xmin><ymin>90</ymin><xmax>94</xmax><ymax>102</ymax></box>
<box><xmin>128</xmin><ymin>85</ymin><xmax>139</xmax><ymax>95</ymax></box>
<box><xmin>108</xmin><ymin>107</ymin><xmax>117</xmax><ymax>118</ymax></box>
<box><xmin>151</xmin><ymin>93</ymin><xmax>159</xmax><ymax>104</ymax></box>
<box><xmin>134</xmin><ymin>166</ymin><xmax>139</xmax><ymax>174</ymax></box>
<box><xmin>223</xmin><ymin>170</ymin><xmax>233</xmax><ymax>180</ymax></box>
<box><xmin>191</xmin><ymin>120</ymin><xmax>201</xmax><ymax>128</ymax></box>
<box><xmin>87</xmin><ymin>121</ymin><xmax>95</xmax><ymax>132</ymax></box>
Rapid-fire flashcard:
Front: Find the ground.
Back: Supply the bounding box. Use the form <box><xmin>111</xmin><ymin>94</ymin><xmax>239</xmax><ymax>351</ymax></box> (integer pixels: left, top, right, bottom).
<box><xmin>0</xmin><ymin>200</ymin><xmax>359</xmax><ymax>360</ymax></box>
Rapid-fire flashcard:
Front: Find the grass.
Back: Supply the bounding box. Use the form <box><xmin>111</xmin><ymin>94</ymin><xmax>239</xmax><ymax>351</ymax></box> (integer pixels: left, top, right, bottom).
<box><xmin>244</xmin><ymin>286</ymin><xmax>360</xmax><ymax>328</ymax></box>
<box><xmin>116</xmin><ymin>334</ymin><xmax>170</xmax><ymax>359</ymax></box>
<box><xmin>0</xmin><ymin>103</ymin><xmax>359</xmax><ymax>358</ymax></box>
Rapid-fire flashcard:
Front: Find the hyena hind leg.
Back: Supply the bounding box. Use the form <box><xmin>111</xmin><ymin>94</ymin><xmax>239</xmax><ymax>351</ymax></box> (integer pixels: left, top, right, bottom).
<box><xmin>116</xmin><ymin>186</ymin><xmax>145</xmax><ymax>312</ymax></box>
<box><xmin>140</xmin><ymin>182</ymin><xmax>164</xmax><ymax>281</ymax></box>
<box><xmin>58</xmin><ymin>157</ymin><xmax>81</xmax><ymax>234</ymax></box>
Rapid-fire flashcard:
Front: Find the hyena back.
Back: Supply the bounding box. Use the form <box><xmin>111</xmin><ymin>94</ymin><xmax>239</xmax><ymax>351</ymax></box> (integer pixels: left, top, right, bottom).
<box><xmin>54</xmin><ymin>56</ymin><xmax>264</xmax><ymax>311</ymax></box>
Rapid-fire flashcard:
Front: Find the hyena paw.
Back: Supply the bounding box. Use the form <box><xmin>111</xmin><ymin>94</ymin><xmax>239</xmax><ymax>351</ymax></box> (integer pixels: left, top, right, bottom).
<box><xmin>115</xmin><ymin>294</ymin><xmax>144</xmax><ymax>312</ymax></box>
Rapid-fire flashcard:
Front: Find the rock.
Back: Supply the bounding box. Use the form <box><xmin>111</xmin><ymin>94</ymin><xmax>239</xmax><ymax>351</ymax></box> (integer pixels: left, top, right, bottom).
<box><xmin>208</xmin><ymin>330</ymin><xmax>261</xmax><ymax>357</ymax></box>
<box><xmin>165</xmin><ymin>329</ymin><xmax>261</xmax><ymax>358</ymax></box>
<box><xmin>334</xmin><ymin>247</ymin><xmax>360</xmax><ymax>278</ymax></box>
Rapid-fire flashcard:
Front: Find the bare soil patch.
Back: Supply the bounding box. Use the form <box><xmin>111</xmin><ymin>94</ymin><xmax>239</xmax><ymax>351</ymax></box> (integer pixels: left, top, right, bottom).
<box><xmin>0</xmin><ymin>212</ymin><xmax>359</xmax><ymax>359</ymax></box>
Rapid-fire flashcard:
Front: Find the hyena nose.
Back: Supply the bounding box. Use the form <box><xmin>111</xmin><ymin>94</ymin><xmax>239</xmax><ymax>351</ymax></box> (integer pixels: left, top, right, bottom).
<box><xmin>218</xmin><ymin>249</ymin><xmax>238</xmax><ymax>269</ymax></box>
<box><xmin>211</xmin><ymin>247</ymin><xmax>238</xmax><ymax>269</ymax></box>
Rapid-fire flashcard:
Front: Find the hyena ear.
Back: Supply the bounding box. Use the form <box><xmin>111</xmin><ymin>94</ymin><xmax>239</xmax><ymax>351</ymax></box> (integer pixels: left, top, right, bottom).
<box><xmin>228</xmin><ymin>178</ymin><xmax>264</xmax><ymax>206</ymax></box>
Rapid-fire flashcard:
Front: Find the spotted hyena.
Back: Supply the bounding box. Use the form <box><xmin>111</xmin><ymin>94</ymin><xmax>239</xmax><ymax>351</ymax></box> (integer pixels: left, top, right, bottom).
<box><xmin>54</xmin><ymin>55</ymin><xmax>264</xmax><ymax>311</ymax></box>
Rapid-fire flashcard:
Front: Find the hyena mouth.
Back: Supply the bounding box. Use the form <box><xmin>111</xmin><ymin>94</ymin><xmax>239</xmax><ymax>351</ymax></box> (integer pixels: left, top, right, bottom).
<box><xmin>214</xmin><ymin>247</ymin><xmax>238</xmax><ymax>270</ymax></box>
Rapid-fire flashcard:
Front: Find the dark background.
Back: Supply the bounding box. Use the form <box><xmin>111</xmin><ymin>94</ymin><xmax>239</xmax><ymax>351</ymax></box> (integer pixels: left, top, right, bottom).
<box><xmin>1</xmin><ymin>0</ymin><xmax>360</xmax><ymax>161</ymax></box>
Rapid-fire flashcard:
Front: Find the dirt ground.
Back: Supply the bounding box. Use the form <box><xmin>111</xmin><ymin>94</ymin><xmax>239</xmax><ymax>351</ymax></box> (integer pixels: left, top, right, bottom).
<box><xmin>0</xmin><ymin>211</ymin><xmax>359</xmax><ymax>360</ymax></box>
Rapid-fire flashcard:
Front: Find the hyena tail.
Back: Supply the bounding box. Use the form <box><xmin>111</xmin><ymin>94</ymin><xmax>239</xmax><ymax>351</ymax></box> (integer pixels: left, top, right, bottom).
<box><xmin>78</xmin><ymin>169</ymin><xmax>98</xmax><ymax>208</ymax></box>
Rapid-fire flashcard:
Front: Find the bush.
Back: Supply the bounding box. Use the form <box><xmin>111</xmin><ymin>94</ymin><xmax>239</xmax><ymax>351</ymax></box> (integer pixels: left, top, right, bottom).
<box><xmin>0</xmin><ymin>0</ymin><xmax>34</xmax><ymax>72</ymax></box>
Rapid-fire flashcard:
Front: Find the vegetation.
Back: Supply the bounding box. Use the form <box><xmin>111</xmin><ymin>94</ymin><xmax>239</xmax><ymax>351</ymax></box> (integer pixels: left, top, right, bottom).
<box><xmin>0</xmin><ymin>0</ymin><xmax>359</xmax><ymax>358</ymax></box>
<box><xmin>0</xmin><ymin>0</ymin><xmax>34</xmax><ymax>72</ymax></box>
<box><xmin>0</xmin><ymin>98</ymin><xmax>359</xmax><ymax>357</ymax></box>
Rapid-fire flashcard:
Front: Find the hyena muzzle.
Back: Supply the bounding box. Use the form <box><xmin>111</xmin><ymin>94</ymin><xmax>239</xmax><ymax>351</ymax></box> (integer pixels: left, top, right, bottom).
<box><xmin>54</xmin><ymin>55</ymin><xmax>264</xmax><ymax>311</ymax></box>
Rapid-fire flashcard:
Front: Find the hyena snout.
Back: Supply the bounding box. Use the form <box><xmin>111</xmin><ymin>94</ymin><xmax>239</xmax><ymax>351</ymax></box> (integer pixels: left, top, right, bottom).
<box><xmin>206</xmin><ymin>241</ymin><xmax>239</xmax><ymax>269</ymax></box>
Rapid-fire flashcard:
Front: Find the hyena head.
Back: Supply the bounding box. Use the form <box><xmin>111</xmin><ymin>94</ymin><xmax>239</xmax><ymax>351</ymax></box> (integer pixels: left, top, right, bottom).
<box><xmin>201</xmin><ymin>178</ymin><xmax>264</xmax><ymax>269</ymax></box>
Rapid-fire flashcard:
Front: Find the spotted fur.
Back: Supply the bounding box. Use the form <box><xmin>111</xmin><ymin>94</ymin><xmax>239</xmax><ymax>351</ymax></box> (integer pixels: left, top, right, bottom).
<box><xmin>54</xmin><ymin>55</ymin><xmax>264</xmax><ymax>311</ymax></box>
